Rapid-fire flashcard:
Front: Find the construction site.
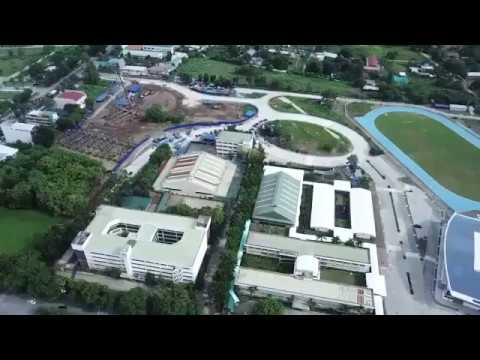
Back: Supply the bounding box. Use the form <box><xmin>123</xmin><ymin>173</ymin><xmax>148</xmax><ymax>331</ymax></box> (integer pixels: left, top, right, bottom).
<box><xmin>57</xmin><ymin>78</ymin><xmax>250</xmax><ymax>169</ymax></box>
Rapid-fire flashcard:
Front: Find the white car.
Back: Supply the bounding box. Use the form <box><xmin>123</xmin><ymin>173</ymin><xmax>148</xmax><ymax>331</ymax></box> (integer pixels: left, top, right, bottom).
<box><xmin>28</xmin><ymin>299</ymin><xmax>37</xmax><ymax>305</ymax></box>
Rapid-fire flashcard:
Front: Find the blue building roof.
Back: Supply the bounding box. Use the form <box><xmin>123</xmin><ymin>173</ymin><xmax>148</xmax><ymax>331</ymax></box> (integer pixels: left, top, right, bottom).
<box><xmin>444</xmin><ymin>212</ymin><xmax>480</xmax><ymax>304</ymax></box>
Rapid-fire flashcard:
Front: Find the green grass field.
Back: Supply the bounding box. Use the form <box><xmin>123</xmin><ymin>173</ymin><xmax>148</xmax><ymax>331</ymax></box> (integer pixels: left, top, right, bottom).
<box><xmin>272</xmin><ymin>120</ymin><xmax>352</xmax><ymax>155</ymax></box>
<box><xmin>287</xmin><ymin>97</ymin><xmax>346</xmax><ymax>123</ymax></box>
<box><xmin>241</xmin><ymin>254</ymin><xmax>293</xmax><ymax>274</ymax></box>
<box><xmin>347</xmin><ymin>102</ymin><xmax>375</xmax><ymax>117</ymax></box>
<box><xmin>0</xmin><ymin>208</ymin><xmax>60</xmax><ymax>255</ymax></box>
<box><xmin>0</xmin><ymin>47</ymin><xmax>44</xmax><ymax>76</ymax></box>
<box><xmin>376</xmin><ymin>112</ymin><xmax>480</xmax><ymax>201</ymax></box>
<box><xmin>269</xmin><ymin>97</ymin><xmax>300</xmax><ymax>113</ymax></box>
<box><xmin>177</xmin><ymin>58</ymin><xmax>356</xmax><ymax>96</ymax></box>
<box><xmin>79</xmin><ymin>79</ymin><xmax>110</xmax><ymax>101</ymax></box>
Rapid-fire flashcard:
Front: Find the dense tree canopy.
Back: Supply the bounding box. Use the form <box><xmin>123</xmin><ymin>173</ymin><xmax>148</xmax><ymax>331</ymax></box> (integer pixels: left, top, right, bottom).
<box><xmin>252</xmin><ymin>298</ymin><xmax>284</xmax><ymax>315</ymax></box>
<box><xmin>0</xmin><ymin>146</ymin><xmax>104</xmax><ymax>217</ymax></box>
<box><xmin>32</xmin><ymin>126</ymin><xmax>55</xmax><ymax>148</ymax></box>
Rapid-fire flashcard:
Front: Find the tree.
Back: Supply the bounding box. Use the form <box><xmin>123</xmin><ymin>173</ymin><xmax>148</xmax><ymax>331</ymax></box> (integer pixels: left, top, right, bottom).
<box><xmin>84</xmin><ymin>60</ymin><xmax>99</xmax><ymax>85</ymax></box>
<box><xmin>347</xmin><ymin>154</ymin><xmax>358</xmax><ymax>174</ymax></box>
<box><xmin>144</xmin><ymin>104</ymin><xmax>166</xmax><ymax>123</ymax></box>
<box><xmin>28</xmin><ymin>62</ymin><xmax>45</xmax><ymax>81</ymax></box>
<box><xmin>109</xmin><ymin>45</ymin><xmax>123</xmax><ymax>58</ymax></box>
<box><xmin>8</xmin><ymin>182</ymin><xmax>33</xmax><ymax>209</ymax></box>
<box><xmin>252</xmin><ymin>298</ymin><xmax>284</xmax><ymax>315</ymax></box>
<box><xmin>385</xmin><ymin>51</ymin><xmax>398</xmax><ymax>60</ymax></box>
<box><xmin>271</xmin><ymin>55</ymin><xmax>289</xmax><ymax>70</ymax></box>
<box><xmin>13</xmin><ymin>89</ymin><xmax>32</xmax><ymax>104</ymax></box>
<box><xmin>145</xmin><ymin>272</ymin><xmax>158</xmax><ymax>287</ymax></box>
<box><xmin>116</xmin><ymin>288</ymin><xmax>147</xmax><ymax>315</ymax></box>
<box><xmin>32</xmin><ymin>126</ymin><xmax>55</xmax><ymax>148</ymax></box>
<box><xmin>305</xmin><ymin>59</ymin><xmax>322</xmax><ymax>74</ymax></box>
<box><xmin>87</xmin><ymin>45</ymin><xmax>107</xmax><ymax>57</ymax></box>
<box><xmin>339</xmin><ymin>48</ymin><xmax>352</xmax><ymax>58</ymax></box>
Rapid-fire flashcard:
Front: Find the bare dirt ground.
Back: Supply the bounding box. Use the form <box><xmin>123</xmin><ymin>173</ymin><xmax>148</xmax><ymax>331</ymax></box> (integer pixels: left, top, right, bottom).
<box><xmin>57</xmin><ymin>85</ymin><xmax>248</xmax><ymax>163</ymax></box>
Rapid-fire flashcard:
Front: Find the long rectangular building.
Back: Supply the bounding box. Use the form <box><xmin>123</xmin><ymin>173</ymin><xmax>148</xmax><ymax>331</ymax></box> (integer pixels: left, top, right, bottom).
<box><xmin>236</xmin><ymin>267</ymin><xmax>375</xmax><ymax>309</ymax></box>
<box><xmin>71</xmin><ymin>205</ymin><xmax>211</xmax><ymax>284</ymax></box>
<box><xmin>245</xmin><ymin>231</ymin><xmax>371</xmax><ymax>273</ymax></box>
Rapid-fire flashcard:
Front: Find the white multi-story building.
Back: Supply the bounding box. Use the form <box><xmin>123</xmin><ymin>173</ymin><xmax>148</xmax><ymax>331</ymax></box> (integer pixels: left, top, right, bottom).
<box><xmin>0</xmin><ymin>120</ymin><xmax>36</xmax><ymax>144</ymax></box>
<box><xmin>53</xmin><ymin>90</ymin><xmax>87</xmax><ymax>110</ymax></box>
<box><xmin>25</xmin><ymin>110</ymin><xmax>59</xmax><ymax>127</ymax></box>
<box><xmin>216</xmin><ymin>131</ymin><xmax>254</xmax><ymax>158</ymax></box>
<box><xmin>122</xmin><ymin>45</ymin><xmax>178</xmax><ymax>59</ymax></box>
<box><xmin>71</xmin><ymin>205</ymin><xmax>211</xmax><ymax>284</ymax></box>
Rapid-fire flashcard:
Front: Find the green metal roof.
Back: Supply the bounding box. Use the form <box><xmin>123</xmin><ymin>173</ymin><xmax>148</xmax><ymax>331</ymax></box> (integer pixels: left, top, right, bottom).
<box><xmin>253</xmin><ymin>171</ymin><xmax>301</xmax><ymax>226</ymax></box>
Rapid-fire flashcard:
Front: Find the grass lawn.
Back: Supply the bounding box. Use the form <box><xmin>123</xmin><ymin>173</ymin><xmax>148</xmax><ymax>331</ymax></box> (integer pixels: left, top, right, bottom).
<box><xmin>320</xmin><ymin>268</ymin><xmax>366</xmax><ymax>287</ymax></box>
<box><xmin>0</xmin><ymin>208</ymin><xmax>60</xmax><ymax>255</ymax></box>
<box><xmin>287</xmin><ymin>96</ymin><xmax>346</xmax><ymax>123</ymax></box>
<box><xmin>241</xmin><ymin>254</ymin><xmax>293</xmax><ymax>274</ymax></box>
<box><xmin>0</xmin><ymin>47</ymin><xmax>45</xmax><ymax>76</ymax></box>
<box><xmin>271</xmin><ymin>120</ymin><xmax>352</xmax><ymax>155</ymax></box>
<box><xmin>347</xmin><ymin>102</ymin><xmax>375</xmax><ymax>117</ymax></box>
<box><xmin>0</xmin><ymin>100</ymin><xmax>11</xmax><ymax>115</ymax></box>
<box><xmin>376</xmin><ymin>112</ymin><xmax>480</xmax><ymax>201</ymax></box>
<box><xmin>177</xmin><ymin>58</ymin><xmax>357</xmax><ymax>96</ymax></box>
<box><xmin>79</xmin><ymin>79</ymin><xmax>110</xmax><ymax>101</ymax></box>
<box><xmin>269</xmin><ymin>97</ymin><xmax>301</xmax><ymax>113</ymax></box>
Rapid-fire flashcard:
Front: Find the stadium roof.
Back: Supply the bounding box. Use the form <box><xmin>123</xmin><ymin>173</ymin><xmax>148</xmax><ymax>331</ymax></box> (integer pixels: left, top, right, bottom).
<box><xmin>253</xmin><ymin>170</ymin><xmax>302</xmax><ymax>226</ymax></box>
<box><xmin>444</xmin><ymin>211</ymin><xmax>480</xmax><ymax>305</ymax></box>
<box><xmin>236</xmin><ymin>267</ymin><xmax>374</xmax><ymax>308</ymax></box>
<box><xmin>216</xmin><ymin>131</ymin><xmax>253</xmax><ymax>145</ymax></box>
<box><xmin>247</xmin><ymin>231</ymin><xmax>370</xmax><ymax>264</ymax></box>
<box><xmin>78</xmin><ymin>205</ymin><xmax>210</xmax><ymax>268</ymax></box>
<box><xmin>153</xmin><ymin>152</ymin><xmax>236</xmax><ymax>198</ymax></box>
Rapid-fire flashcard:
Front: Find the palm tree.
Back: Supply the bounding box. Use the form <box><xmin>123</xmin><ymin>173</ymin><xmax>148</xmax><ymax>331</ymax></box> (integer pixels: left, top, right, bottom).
<box><xmin>307</xmin><ymin>298</ymin><xmax>316</xmax><ymax>310</ymax></box>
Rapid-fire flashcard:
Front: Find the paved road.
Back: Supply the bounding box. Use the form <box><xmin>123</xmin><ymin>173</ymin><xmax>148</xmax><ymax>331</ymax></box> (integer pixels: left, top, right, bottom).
<box><xmin>0</xmin><ymin>293</ymin><xmax>104</xmax><ymax>315</ymax></box>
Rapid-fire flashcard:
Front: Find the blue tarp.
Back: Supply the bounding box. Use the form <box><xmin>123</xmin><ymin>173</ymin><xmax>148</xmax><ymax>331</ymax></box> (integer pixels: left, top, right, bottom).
<box><xmin>129</xmin><ymin>84</ymin><xmax>141</xmax><ymax>93</ymax></box>
<box><xmin>357</xmin><ymin>106</ymin><xmax>480</xmax><ymax>212</ymax></box>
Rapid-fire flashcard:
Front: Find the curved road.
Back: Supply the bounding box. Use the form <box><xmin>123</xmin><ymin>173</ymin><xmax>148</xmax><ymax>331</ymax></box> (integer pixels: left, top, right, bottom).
<box><xmin>112</xmin><ymin>76</ymin><xmax>367</xmax><ymax>168</ymax></box>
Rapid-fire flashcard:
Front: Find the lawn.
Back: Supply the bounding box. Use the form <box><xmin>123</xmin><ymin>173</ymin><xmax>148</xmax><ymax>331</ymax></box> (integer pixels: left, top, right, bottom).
<box><xmin>269</xmin><ymin>97</ymin><xmax>301</xmax><ymax>113</ymax></box>
<box><xmin>270</xmin><ymin>120</ymin><xmax>352</xmax><ymax>155</ymax></box>
<box><xmin>177</xmin><ymin>57</ymin><xmax>357</xmax><ymax>96</ymax></box>
<box><xmin>241</xmin><ymin>254</ymin><xmax>293</xmax><ymax>274</ymax></box>
<box><xmin>287</xmin><ymin>96</ymin><xmax>346</xmax><ymax>123</ymax></box>
<box><xmin>376</xmin><ymin>112</ymin><xmax>480</xmax><ymax>201</ymax></box>
<box><xmin>347</xmin><ymin>102</ymin><xmax>375</xmax><ymax>117</ymax></box>
<box><xmin>0</xmin><ymin>208</ymin><xmax>60</xmax><ymax>255</ymax></box>
<box><xmin>320</xmin><ymin>268</ymin><xmax>366</xmax><ymax>287</ymax></box>
<box><xmin>79</xmin><ymin>79</ymin><xmax>110</xmax><ymax>101</ymax></box>
<box><xmin>0</xmin><ymin>47</ymin><xmax>45</xmax><ymax>76</ymax></box>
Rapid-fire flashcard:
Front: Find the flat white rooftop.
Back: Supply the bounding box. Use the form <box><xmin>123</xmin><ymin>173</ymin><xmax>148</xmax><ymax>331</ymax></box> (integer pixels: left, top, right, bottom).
<box><xmin>237</xmin><ymin>267</ymin><xmax>374</xmax><ymax>308</ymax></box>
<box><xmin>0</xmin><ymin>144</ymin><xmax>18</xmax><ymax>158</ymax></box>
<box><xmin>309</xmin><ymin>181</ymin><xmax>376</xmax><ymax>241</ymax></box>
<box><xmin>247</xmin><ymin>231</ymin><xmax>370</xmax><ymax>265</ymax></box>
<box><xmin>80</xmin><ymin>205</ymin><xmax>210</xmax><ymax>268</ymax></box>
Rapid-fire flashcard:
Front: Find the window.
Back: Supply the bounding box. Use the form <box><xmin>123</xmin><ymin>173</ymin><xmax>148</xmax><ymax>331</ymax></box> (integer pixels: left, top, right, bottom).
<box><xmin>153</xmin><ymin>229</ymin><xmax>183</xmax><ymax>244</ymax></box>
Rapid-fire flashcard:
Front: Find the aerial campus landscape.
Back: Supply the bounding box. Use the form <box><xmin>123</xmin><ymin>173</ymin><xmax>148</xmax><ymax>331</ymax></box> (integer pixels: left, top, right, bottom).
<box><xmin>0</xmin><ymin>45</ymin><xmax>479</xmax><ymax>316</ymax></box>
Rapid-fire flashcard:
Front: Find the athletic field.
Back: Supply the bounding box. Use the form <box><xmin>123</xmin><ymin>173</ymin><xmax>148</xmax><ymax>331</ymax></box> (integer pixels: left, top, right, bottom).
<box><xmin>376</xmin><ymin>112</ymin><xmax>480</xmax><ymax>201</ymax></box>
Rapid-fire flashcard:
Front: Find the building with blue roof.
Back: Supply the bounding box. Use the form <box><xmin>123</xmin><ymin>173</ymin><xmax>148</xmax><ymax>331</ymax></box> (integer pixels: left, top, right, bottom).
<box><xmin>442</xmin><ymin>211</ymin><xmax>480</xmax><ymax>310</ymax></box>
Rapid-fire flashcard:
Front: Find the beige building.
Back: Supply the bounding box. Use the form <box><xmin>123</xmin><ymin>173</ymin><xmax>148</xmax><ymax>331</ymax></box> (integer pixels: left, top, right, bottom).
<box><xmin>153</xmin><ymin>152</ymin><xmax>237</xmax><ymax>200</ymax></box>
<box><xmin>216</xmin><ymin>131</ymin><xmax>254</xmax><ymax>158</ymax></box>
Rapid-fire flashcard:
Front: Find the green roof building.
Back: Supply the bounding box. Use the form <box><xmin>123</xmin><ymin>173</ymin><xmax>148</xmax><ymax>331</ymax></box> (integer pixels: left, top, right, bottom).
<box><xmin>253</xmin><ymin>171</ymin><xmax>301</xmax><ymax>226</ymax></box>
